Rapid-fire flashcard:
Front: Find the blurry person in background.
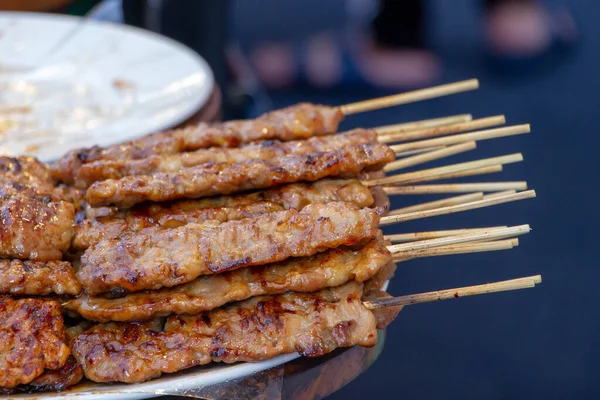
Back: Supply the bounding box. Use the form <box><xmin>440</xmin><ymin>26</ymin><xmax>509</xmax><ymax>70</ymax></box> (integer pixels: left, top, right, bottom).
<box><xmin>248</xmin><ymin>0</ymin><xmax>578</xmax><ymax>89</ymax></box>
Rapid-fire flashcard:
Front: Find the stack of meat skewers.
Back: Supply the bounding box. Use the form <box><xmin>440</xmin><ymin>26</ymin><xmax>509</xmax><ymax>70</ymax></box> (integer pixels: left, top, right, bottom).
<box><xmin>0</xmin><ymin>79</ymin><xmax>541</xmax><ymax>394</ymax></box>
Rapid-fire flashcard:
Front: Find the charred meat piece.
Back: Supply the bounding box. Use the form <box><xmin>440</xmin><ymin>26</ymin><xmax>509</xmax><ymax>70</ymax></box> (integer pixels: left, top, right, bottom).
<box><xmin>0</xmin><ymin>194</ymin><xmax>74</xmax><ymax>261</ymax></box>
<box><xmin>0</xmin><ymin>259</ymin><xmax>81</xmax><ymax>295</ymax></box>
<box><xmin>52</xmin><ymin>103</ymin><xmax>344</xmax><ymax>183</ymax></box>
<box><xmin>78</xmin><ymin>202</ymin><xmax>381</xmax><ymax>295</ymax></box>
<box><xmin>0</xmin><ymin>297</ymin><xmax>70</xmax><ymax>388</ymax></box>
<box><xmin>74</xmin><ymin>129</ymin><xmax>375</xmax><ymax>187</ymax></box>
<box><xmin>72</xmin><ymin>281</ymin><xmax>376</xmax><ymax>383</ymax></box>
<box><xmin>85</xmin><ymin>143</ymin><xmax>395</xmax><ymax>208</ymax></box>
<box><xmin>75</xmin><ymin>179</ymin><xmax>375</xmax><ymax>249</ymax></box>
<box><xmin>66</xmin><ymin>235</ymin><xmax>391</xmax><ymax>321</ymax></box>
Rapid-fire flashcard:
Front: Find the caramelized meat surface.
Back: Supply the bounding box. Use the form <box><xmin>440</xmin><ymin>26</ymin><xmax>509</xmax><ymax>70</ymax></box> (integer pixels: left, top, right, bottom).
<box><xmin>72</xmin><ymin>282</ymin><xmax>376</xmax><ymax>383</ymax></box>
<box><xmin>85</xmin><ymin>143</ymin><xmax>394</xmax><ymax>208</ymax></box>
<box><xmin>78</xmin><ymin>202</ymin><xmax>381</xmax><ymax>294</ymax></box>
<box><xmin>0</xmin><ymin>193</ymin><xmax>74</xmax><ymax>261</ymax></box>
<box><xmin>75</xmin><ymin>129</ymin><xmax>375</xmax><ymax>187</ymax></box>
<box><xmin>53</xmin><ymin>103</ymin><xmax>344</xmax><ymax>183</ymax></box>
<box><xmin>0</xmin><ymin>297</ymin><xmax>70</xmax><ymax>388</ymax></box>
<box><xmin>0</xmin><ymin>259</ymin><xmax>81</xmax><ymax>295</ymax></box>
<box><xmin>75</xmin><ymin>179</ymin><xmax>375</xmax><ymax>249</ymax></box>
<box><xmin>66</xmin><ymin>236</ymin><xmax>390</xmax><ymax>321</ymax></box>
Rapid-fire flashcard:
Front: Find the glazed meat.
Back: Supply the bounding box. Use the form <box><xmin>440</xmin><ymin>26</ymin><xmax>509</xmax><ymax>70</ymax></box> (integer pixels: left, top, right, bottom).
<box><xmin>0</xmin><ymin>193</ymin><xmax>74</xmax><ymax>261</ymax></box>
<box><xmin>0</xmin><ymin>297</ymin><xmax>70</xmax><ymax>388</ymax></box>
<box><xmin>66</xmin><ymin>235</ymin><xmax>391</xmax><ymax>321</ymax></box>
<box><xmin>78</xmin><ymin>202</ymin><xmax>381</xmax><ymax>295</ymax></box>
<box><xmin>1</xmin><ymin>359</ymin><xmax>84</xmax><ymax>394</ymax></box>
<box><xmin>74</xmin><ymin>179</ymin><xmax>375</xmax><ymax>249</ymax></box>
<box><xmin>0</xmin><ymin>259</ymin><xmax>81</xmax><ymax>295</ymax></box>
<box><xmin>72</xmin><ymin>281</ymin><xmax>377</xmax><ymax>383</ymax></box>
<box><xmin>74</xmin><ymin>129</ymin><xmax>376</xmax><ymax>187</ymax></box>
<box><xmin>85</xmin><ymin>142</ymin><xmax>395</xmax><ymax>208</ymax></box>
<box><xmin>52</xmin><ymin>103</ymin><xmax>344</xmax><ymax>183</ymax></box>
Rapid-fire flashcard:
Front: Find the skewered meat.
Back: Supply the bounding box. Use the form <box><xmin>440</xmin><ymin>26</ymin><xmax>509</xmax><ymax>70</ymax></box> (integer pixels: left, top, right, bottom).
<box><xmin>78</xmin><ymin>202</ymin><xmax>381</xmax><ymax>295</ymax></box>
<box><xmin>72</xmin><ymin>281</ymin><xmax>377</xmax><ymax>383</ymax></box>
<box><xmin>74</xmin><ymin>129</ymin><xmax>376</xmax><ymax>187</ymax></box>
<box><xmin>1</xmin><ymin>359</ymin><xmax>84</xmax><ymax>394</ymax></box>
<box><xmin>66</xmin><ymin>235</ymin><xmax>391</xmax><ymax>321</ymax></box>
<box><xmin>52</xmin><ymin>103</ymin><xmax>344</xmax><ymax>183</ymax></box>
<box><xmin>0</xmin><ymin>193</ymin><xmax>74</xmax><ymax>261</ymax></box>
<box><xmin>0</xmin><ymin>156</ymin><xmax>68</xmax><ymax>201</ymax></box>
<box><xmin>85</xmin><ymin>142</ymin><xmax>395</xmax><ymax>208</ymax></box>
<box><xmin>0</xmin><ymin>259</ymin><xmax>81</xmax><ymax>295</ymax></box>
<box><xmin>0</xmin><ymin>297</ymin><xmax>70</xmax><ymax>388</ymax></box>
<box><xmin>74</xmin><ymin>179</ymin><xmax>375</xmax><ymax>249</ymax></box>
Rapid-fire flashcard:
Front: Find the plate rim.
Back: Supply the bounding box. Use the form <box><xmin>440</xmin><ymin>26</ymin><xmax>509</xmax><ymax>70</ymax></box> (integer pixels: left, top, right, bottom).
<box><xmin>0</xmin><ymin>11</ymin><xmax>215</xmax><ymax>159</ymax></box>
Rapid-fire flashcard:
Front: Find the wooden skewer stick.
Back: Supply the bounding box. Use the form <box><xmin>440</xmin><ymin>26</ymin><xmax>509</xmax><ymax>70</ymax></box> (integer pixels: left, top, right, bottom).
<box><xmin>390</xmin><ymin>124</ymin><xmax>531</xmax><ymax>154</ymax></box>
<box><xmin>384</xmin><ymin>142</ymin><xmax>477</xmax><ymax>173</ymax></box>
<box><xmin>386</xmin><ymin>225</ymin><xmax>530</xmax><ymax>254</ymax></box>
<box><xmin>391</xmin><ymin>239</ymin><xmax>518</xmax><ymax>260</ymax></box>
<box><xmin>415</xmin><ymin>165</ymin><xmax>503</xmax><ymax>183</ymax></box>
<box><xmin>364</xmin><ymin>153</ymin><xmax>523</xmax><ymax>187</ymax></box>
<box><xmin>339</xmin><ymin>79</ymin><xmax>479</xmax><ymax>115</ymax></box>
<box><xmin>387</xmin><ymin>192</ymin><xmax>484</xmax><ymax>216</ymax></box>
<box><xmin>363</xmin><ymin>275</ymin><xmax>542</xmax><ymax>309</ymax></box>
<box><xmin>374</xmin><ymin>114</ymin><xmax>473</xmax><ymax>135</ymax></box>
<box><xmin>395</xmin><ymin>146</ymin><xmax>445</xmax><ymax>158</ymax></box>
<box><xmin>384</xmin><ymin>226</ymin><xmax>508</xmax><ymax>243</ymax></box>
<box><xmin>483</xmin><ymin>190</ymin><xmax>517</xmax><ymax>199</ymax></box>
<box><xmin>377</xmin><ymin>116</ymin><xmax>505</xmax><ymax>143</ymax></box>
<box><xmin>383</xmin><ymin>182</ymin><xmax>528</xmax><ymax>195</ymax></box>
<box><xmin>379</xmin><ymin>190</ymin><xmax>536</xmax><ymax>226</ymax></box>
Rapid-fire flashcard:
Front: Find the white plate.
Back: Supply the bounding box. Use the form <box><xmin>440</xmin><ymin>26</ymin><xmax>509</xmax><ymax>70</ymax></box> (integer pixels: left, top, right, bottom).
<box><xmin>0</xmin><ymin>12</ymin><xmax>213</xmax><ymax>162</ymax></box>
<box><xmin>7</xmin><ymin>354</ymin><xmax>299</xmax><ymax>400</ymax></box>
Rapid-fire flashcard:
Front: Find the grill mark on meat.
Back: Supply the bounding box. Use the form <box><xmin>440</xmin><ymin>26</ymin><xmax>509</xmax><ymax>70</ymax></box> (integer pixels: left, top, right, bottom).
<box><xmin>85</xmin><ymin>143</ymin><xmax>394</xmax><ymax>208</ymax></box>
<box><xmin>52</xmin><ymin>103</ymin><xmax>344</xmax><ymax>184</ymax></box>
<box><xmin>65</xmin><ymin>236</ymin><xmax>390</xmax><ymax>322</ymax></box>
<box><xmin>0</xmin><ymin>297</ymin><xmax>70</xmax><ymax>388</ymax></box>
<box><xmin>72</xmin><ymin>282</ymin><xmax>376</xmax><ymax>384</ymax></box>
<box><xmin>77</xmin><ymin>202</ymin><xmax>380</xmax><ymax>295</ymax></box>
<box><xmin>74</xmin><ymin>130</ymin><xmax>376</xmax><ymax>188</ymax></box>
<box><xmin>0</xmin><ymin>259</ymin><xmax>81</xmax><ymax>295</ymax></box>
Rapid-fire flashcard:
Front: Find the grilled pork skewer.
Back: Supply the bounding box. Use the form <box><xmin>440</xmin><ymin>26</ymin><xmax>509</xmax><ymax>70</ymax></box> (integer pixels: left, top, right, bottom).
<box><xmin>73</xmin><ymin>114</ymin><xmax>507</xmax><ymax>188</ymax></box>
<box><xmin>85</xmin><ymin>142</ymin><xmax>395</xmax><ymax>208</ymax></box>
<box><xmin>78</xmin><ymin>202</ymin><xmax>382</xmax><ymax>295</ymax></box>
<box><xmin>74</xmin><ymin>178</ymin><xmax>383</xmax><ymax>250</ymax></box>
<box><xmin>72</xmin><ymin>281</ymin><xmax>379</xmax><ymax>384</ymax></box>
<box><xmin>0</xmin><ymin>297</ymin><xmax>70</xmax><ymax>389</ymax></box>
<box><xmin>0</xmin><ymin>260</ymin><xmax>80</xmax><ymax>296</ymax></box>
<box><xmin>66</xmin><ymin>235</ymin><xmax>392</xmax><ymax>322</ymax></box>
<box><xmin>72</xmin><ymin>272</ymin><xmax>540</xmax><ymax>385</ymax></box>
<box><xmin>53</xmin><ymin>79</ymin><xmax>478</xmax><ymax>184</ymax></box>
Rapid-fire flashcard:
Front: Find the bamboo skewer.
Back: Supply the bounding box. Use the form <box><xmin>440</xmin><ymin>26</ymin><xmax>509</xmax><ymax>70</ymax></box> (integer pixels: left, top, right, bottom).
<box><xmin>391</xmin><ymin>239</ymin><xmax>518</xmax><ymax>260</ymax></box>
<box><xmin>364</xmin><ymin>153</ymin><xmax>523</xmax><ymax>187</ymax></box>
<box><xmin>374</xmin><ymin>114</ymin><xmax>473</xmax><ymax>135</ymax></box>
<box><xmin>379</xmin><ymin>190</ymin><xmax>536</xmax><ymax>225</ymax></box>
<box><xmin>414</xmin><ymin>165</ymin><xmax>504</xmax><ymax>183</ymax></box>
<box><xmin>390</xmin><ymin>124</ymin><xmax>531</xmax><ymax>154</ymax></box>
<box><xmin>364</xmin><ymin>275</ymin><xmax>542</xmax><ymax>309</ymax></box>
<box><xmin>384</xmin><ymin>142</ymin><xmax>477</xmax><ymax>173</ymax></box>
<box><xmin>394</xmin><ymin>147</ymin><xmax>445</xmax><ymax>158</ymax></box>
<box><xmin>387</xmin><ymin>192</ymin><xmax>484</xmax><ymax>216</ymax></box>
<box><xmin>483</xmin><ymin>190</ymin><xmax>517</xmax><ymax>199</ymax></box>
<box><xmin>340</xmin><ymin>79</ymin><xmax>479</xmax><ymax>115</ymax></box>
<box><xmin>383</xmin><ymin>182</ymin><xmax>528</xmax><ymax>195</ymax></box>
<box><xmin>384</xmin><ymin>226</ymin><xmax>508</xmax><ymax>243</ymax></box>
<box><xmin>386</xmin><ymin>225</ymin><xmax>530</xmax><ymax>254</ymax></box>
<box><xmin>377</xmin><ymin>116</ymin><xmax>505</xmax><ymax>143</ymax></box>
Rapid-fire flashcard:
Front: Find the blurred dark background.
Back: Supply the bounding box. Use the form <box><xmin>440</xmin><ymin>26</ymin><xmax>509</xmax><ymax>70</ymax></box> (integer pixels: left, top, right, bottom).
<box><xmin>235</xmin><ymin>1</ymin><xmax>598</xmax><ymax>398</ymax></box>
<box><xmin>7</xmin><ymin>0</ymin><xmax>597</xmax><ymax>398</ymax></box>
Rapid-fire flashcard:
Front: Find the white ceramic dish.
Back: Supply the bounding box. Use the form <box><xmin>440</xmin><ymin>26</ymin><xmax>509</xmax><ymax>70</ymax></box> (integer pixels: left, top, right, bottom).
<box><xmin>0</xmin><ymin>12</ymin><xmax>213</xmax><ymax>162</ymax></box>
